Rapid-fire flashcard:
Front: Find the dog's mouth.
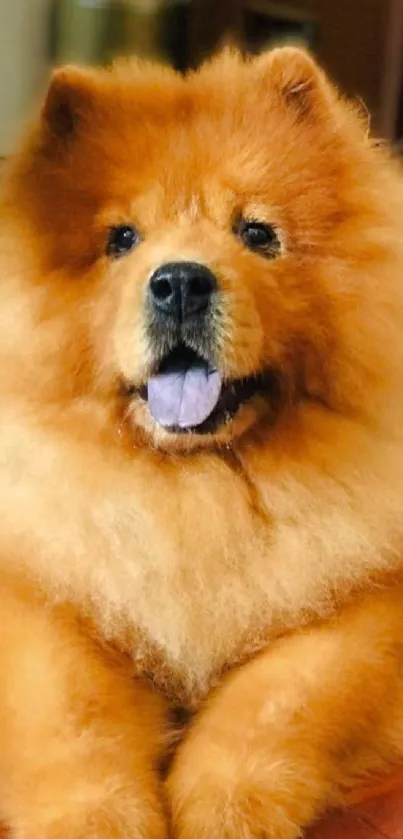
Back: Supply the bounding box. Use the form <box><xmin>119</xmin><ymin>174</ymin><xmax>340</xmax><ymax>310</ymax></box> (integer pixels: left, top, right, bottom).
<box><xmin>132</xmin><ymin>345</ymin><xmax>278</xmax><ymax>435</ymax></box>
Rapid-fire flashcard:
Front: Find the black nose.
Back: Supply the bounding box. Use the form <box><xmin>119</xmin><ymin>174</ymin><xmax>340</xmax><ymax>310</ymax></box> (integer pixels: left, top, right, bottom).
<box><xmin>149</xmin><ymin>261</ymin><xmax>217</xmax><ymax>321</ymax></box>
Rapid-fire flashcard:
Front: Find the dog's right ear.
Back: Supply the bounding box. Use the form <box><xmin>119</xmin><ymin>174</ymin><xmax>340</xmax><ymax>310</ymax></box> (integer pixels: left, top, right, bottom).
<box><xmin>42</xmin><ymin>66</ymin><xmax>99</xmax><ymax>140</ymax></box>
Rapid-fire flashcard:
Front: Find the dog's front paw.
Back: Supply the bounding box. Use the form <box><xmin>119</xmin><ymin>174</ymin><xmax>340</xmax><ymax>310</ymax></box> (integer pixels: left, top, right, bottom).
<box><xmin>14</xmin><ymin>788</ymin><xmax>168</xmax><ymax>839</ymax></box>
<box><xmin>167</xmin><ymin>741</ymin><xmax>302</xmax><ymax>839</ymax></box>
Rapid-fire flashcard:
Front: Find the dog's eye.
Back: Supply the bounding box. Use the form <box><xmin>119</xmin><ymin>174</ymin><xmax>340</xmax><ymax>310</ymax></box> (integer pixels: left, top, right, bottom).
<box><xmin>238</xmin><ymin>220</ymin><xmax>281</xmax><ymax>257</ymax></box>
<box><xmin>106</xmin><ymin>225</ymin><xmax>140</xmax><ymax>258</ymax></box>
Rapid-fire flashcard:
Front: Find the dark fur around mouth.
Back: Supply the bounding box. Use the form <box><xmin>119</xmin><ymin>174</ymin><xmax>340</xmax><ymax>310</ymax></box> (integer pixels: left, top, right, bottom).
<box><xmin>145</xmin><ymin>291</ymin><xmax>222</xmax><ymax>370</ymax></box>
<box><xmin>124</xmin><ymin>344</ymin><xmax>282</xmax><ymax>436</ymax></box>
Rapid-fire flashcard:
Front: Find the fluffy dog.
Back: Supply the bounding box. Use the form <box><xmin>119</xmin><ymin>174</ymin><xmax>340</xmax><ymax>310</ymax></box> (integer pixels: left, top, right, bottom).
<box><xmin>1</xmin><ymin>46</ymin><xmax>403</xmax><ymax>839</ymax></box>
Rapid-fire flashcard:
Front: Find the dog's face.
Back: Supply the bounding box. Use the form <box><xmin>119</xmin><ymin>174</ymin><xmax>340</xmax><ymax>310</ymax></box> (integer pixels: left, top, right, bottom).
<box><xmin>6</xmin><ymin>48</ymin><xmax>400</xmax><ymax>451</ymax></box>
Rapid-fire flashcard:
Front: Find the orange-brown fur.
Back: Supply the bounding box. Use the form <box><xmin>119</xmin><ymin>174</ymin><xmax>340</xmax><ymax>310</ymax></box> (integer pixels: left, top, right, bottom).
<box><xmin>1</xmin><ymin>46</ymin><xmax>403</xmax><ymax>837</ymax></box>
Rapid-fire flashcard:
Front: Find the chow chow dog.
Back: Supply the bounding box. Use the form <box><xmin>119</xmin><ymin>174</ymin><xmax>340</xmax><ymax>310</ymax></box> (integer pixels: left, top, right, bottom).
<box><xmin>1</xmin><ymin>45</ymin><xmax>403</xmax><ymax>839</ymax></box>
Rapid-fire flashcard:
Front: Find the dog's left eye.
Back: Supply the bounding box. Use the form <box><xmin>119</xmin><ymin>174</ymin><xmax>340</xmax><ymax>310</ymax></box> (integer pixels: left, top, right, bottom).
<box><xmin>106</xmin><ymin>224</ymin><xmax>140</xmax><ymax>258</ymax></box>
<box><xmin>238</xmin><ymin>220</ymin><xmax>281</xmax><ymax>257</ymax></box>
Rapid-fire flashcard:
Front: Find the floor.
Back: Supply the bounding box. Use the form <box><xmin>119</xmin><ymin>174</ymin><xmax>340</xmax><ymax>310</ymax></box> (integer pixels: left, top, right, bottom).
<box><xmin>309</xmin><ymin>773</ymin><xmax>403</xmax><ymax>838</ymax></box>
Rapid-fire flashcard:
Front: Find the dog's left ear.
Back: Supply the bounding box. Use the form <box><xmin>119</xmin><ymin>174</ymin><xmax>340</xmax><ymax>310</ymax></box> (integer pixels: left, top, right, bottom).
<box><xmin>256</xmin><ymin>47</ymin><xmax>336</xmax><ymax>119</ymax></box>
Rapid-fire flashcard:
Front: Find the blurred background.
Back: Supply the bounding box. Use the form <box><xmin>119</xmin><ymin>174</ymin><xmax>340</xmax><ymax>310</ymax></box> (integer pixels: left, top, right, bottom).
<box><xmin>1</xmin><ymin>0</ymin><xmax>403</xmax><ymax>155</ymax></box>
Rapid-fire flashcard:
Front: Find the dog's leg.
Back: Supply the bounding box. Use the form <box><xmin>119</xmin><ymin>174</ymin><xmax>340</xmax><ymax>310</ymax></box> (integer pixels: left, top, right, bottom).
<box><xmin>168</xmin><ymin>587</ymin><xmax>403</xmax><ymax>838</ymax></box>
<box><xmin>0</xmin><ymin>576</ymin><xmax>168</xmax><ymax>838</ymax></box>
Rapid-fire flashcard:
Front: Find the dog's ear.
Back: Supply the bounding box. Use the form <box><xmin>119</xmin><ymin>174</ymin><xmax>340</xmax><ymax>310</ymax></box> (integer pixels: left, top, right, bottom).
<box><xmin>42</xmin><ymin>66</ymin><xmax>99</xmax><ymax>139</ymax></box>
<box><xmin>256</xmin><ymin>47</ymin><xmax>336</xmax><ymax>119</ymax></box>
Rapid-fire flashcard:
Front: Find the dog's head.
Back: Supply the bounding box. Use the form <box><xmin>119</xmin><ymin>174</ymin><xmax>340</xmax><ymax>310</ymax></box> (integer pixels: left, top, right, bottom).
<box><xmin>5</xmin><ymin>48</ymin><xmax>403</xmax><ymax>451</ymax></box>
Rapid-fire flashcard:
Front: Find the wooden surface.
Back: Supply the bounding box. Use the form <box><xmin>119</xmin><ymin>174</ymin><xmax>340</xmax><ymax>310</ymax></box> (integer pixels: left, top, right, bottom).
<box><xmin>308</xmin><ymin>773</ymin><xmax>403</xmax><ymax>838</ymax></box>
<box><xmin>317</xmin><ymin>0</ymin><xmax>403</xmax><ymax>140</ymax></box>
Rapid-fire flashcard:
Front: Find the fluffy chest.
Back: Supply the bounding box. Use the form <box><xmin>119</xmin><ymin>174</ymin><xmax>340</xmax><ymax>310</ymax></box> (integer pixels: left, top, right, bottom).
<box><xmin>1</xmin><ymin>413</ymin><xmax>401</xmax><ymax>704</ymax></box>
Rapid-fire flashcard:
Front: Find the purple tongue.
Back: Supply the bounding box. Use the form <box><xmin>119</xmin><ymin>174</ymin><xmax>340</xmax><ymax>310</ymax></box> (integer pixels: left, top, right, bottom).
<box><xmin>148</xmin><ymin>359</ymin><xmax>222</xmax><ymax>429</ymax></box>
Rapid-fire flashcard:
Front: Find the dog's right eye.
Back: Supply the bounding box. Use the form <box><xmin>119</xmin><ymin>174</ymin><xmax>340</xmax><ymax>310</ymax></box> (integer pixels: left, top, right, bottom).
<box><xmin>106</xmin><ymin>225</ymin><xmax>140</xmax><ymax>258</ymax></box>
